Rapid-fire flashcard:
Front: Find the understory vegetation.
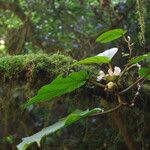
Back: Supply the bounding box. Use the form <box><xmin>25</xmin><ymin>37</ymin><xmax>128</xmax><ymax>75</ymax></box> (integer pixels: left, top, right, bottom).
<box><xmin>0</xmin><ymin>0</ymin><xmax>150</xmax><ymax>150</ymax></box>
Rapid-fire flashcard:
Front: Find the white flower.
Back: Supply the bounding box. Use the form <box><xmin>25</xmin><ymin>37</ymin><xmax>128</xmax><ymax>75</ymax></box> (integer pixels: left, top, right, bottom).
<box><xmin>97</xmin><ymin>66</ymin><xmax>121</xmax><ymax>82</ymax></box>
<box><xmin>108</xmin><ymin>66</ymin><xmax>121</xmax><ymax>76</ymax></box>
<box><xmin>97</xmin><ymin>71</ymin><xmax>105</xmax><ymax>81</ymax></box>
<box><xmin>113</xmin><ymin>66</ymin><xmax>121</xmax><ymax>76</ymax></box>
<box><xmin>97</xmin><ymin>48</ymin><xmax>118</xmax><ymax>59</ymax></box>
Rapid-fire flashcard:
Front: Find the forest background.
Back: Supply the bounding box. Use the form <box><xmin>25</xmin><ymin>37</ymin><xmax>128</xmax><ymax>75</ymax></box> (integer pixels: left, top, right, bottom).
<box><xmin>0</xmin><ymin>0</ymin><xmax>150</xmax><ymax>150</ymax></box>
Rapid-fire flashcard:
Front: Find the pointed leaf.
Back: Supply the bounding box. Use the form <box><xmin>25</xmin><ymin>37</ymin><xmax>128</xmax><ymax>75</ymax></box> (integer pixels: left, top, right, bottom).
<box><xmin>129</xmin><ymin>52</ymin><xmax>150</xmax><ymax>64</ymax></box>
<box><xmin>24</xmin><ymin>71</ymin><xmax>89</xmax><ymax>107</ymax></box>
<box><xmin>74</xmin><ymin>56</ymin><xmax>110</xmax><ymax>65</ymax></box>
<box><xmin>17</xmin><ymin>108</ymin><xmax>103</xmax><ymax>150</ymax></box>
<box><xmin>73</xmin><ymin>48</ymin><xmax>118</xmax><ymax>65</ymax></box>
<box><xmin>97</xmin><ymin>48</ymin><xmax>118</xmax><ymax>59</ymax></box>
<box><xmin>96</xmin><ymin>29</ymin><xmax>127</xmax><ymax>43</ymax></box>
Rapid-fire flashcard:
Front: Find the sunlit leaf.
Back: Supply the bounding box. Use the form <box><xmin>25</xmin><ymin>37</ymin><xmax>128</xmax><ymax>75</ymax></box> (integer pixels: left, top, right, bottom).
<box><xmin>73</xmin><ymin>48</ymin><xmax>118</xmax><ymax>65</ymax></box>
<box><xmin>96</xmin><ymin>29</ymin><xmax>127</xmax><ymax>43</ymax></box>
<box><xmin>24</xmin><ymin>71</ymin><xmax>89</xmax><ymax>107</ymax></box>
<box><xmin>17</xmin><ymin>108</ymin><xmax>103</xmax><ymax>150</ymax></box>
<box><xmin>97</xmin><ymin>48</ymin><xmax>118</xmax><ymax>59</ymax></box>
<box><xmin>74</xmin><ymin>56</ymin><xmax>110</xmax><ymax>65</ymax></box>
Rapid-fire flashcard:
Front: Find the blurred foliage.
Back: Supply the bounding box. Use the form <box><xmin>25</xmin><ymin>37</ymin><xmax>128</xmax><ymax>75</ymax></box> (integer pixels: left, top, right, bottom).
<box><xmin>0</xmin><ymin>0</ymin><xmax>144</xmax><ymax>56</ymax></box>
<box><xmin>0</xmin><ymin>0</ymin><xmax>150</xmax><ymax>150</ymax></box>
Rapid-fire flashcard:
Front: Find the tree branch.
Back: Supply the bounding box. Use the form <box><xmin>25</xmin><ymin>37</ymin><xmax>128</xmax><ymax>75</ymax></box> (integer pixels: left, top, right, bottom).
<box><xmin>119</xmin><ymin>71</ymin><xmax>150</xmax><ymax>95</ymax></box>
<box><xmin>92</xmin><ymin>102</ymin><xmax>123</xmax><ymax>116</ymax></box>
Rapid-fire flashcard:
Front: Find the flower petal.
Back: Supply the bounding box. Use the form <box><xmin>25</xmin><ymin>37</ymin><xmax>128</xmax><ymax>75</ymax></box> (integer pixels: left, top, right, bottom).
<box><xmin>97</xmin><ymin>71</ymin><xmax>105</xmax><ymax>81</ymax></box>
<box><xmin>99</xmin><ymin>70</ymin><xmax>105</xmax><ymax>77</ymax></box>
<box><xmin>114</xmin><ymin>66</ymin><xmax>121</xmax><ymax>76</ymax></box>
<box><xmin>97</xmin><ymin>76</ymin><xmax>103</xmax><ymax>81</ymax></box>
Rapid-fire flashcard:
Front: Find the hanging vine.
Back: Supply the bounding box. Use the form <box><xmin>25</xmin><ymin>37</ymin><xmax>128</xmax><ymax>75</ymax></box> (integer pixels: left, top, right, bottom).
<box><xmin>136</xmin><ymin>0</ymin><xmax>147</xmax><ymax>46</ymax></box>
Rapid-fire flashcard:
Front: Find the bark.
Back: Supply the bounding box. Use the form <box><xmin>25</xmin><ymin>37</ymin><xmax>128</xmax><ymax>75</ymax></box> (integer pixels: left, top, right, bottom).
<box><xmin>110</xmin><ymin>110</ymin><xmax>137</xmax><ymax>150</ymax></box>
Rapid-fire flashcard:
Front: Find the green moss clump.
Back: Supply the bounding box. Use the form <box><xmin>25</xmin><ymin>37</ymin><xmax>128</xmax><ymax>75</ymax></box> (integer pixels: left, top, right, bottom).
<box><xmin>0</xmin><ymin>53</ymin><xmax>75</xmax><ymax>82</ymax></box>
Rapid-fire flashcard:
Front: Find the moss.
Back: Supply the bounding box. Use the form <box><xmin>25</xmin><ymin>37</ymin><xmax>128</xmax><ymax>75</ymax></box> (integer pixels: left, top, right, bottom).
<box><xmin>136</xmin><ymin>0</ymin><xmax>147</xmax><ymax>45</ymax></box>
<box><xmin>0</xmin><ymin>53</ymin><xmax>76</xmax><ymax>82</ymax></box>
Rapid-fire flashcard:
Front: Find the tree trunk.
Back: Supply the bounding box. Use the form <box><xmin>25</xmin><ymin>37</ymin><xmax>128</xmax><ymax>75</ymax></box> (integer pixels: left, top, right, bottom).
<box><xmin>110</xmin><ymin>110</ymin><xmax>137</xmax><ymax>150</ymax></box>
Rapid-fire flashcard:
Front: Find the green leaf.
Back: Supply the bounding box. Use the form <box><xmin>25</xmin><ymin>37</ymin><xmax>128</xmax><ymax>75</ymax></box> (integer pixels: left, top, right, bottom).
<box><xmin>97</xmin><ymin>48</ymin><xmax>118</xmax><ymax>59</ymax></box>
<box><xmin>24</xmin><ymin>71</ymin><xmax>89</xmax><ymax>107</ymax></box>
<box><xmin>96</xmin><ymin>29</ymin><xmax>127</xmax><ymax>43</ymax></box>
<box><xmin>138</xmin><ymin>67</ymin><xmax>150</xmax><ymax>80</ymax></box>
<box><xmin>17</xmin><ymin>108</ymin><xmax>103</xmax><ymax>150</ymax></box>
<box><xmin>129</xmin><ymin>53</ymin><xmax>150</xmax><ymax>64</ymax></box>
<box><xmin>74</xmin><ymin>56</ymin><xmax>110</xmax><ymax>65</ymax></box>
<box><xmin>73</xmin><ymin>48</ymin><xmax>118</xmax><ymax>65</ymax></box>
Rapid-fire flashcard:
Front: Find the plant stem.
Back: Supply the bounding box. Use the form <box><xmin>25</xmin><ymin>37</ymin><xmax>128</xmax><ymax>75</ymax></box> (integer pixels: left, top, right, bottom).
<box><xmin>91</xmin><ymin>80</ymin><xmax>105</xmax><ymax>88</ymax></box>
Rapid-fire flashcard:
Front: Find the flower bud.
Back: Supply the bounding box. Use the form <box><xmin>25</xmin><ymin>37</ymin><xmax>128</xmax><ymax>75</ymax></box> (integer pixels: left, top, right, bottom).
<box><xmin>105</xmin><ymin>82</ymin><xmax>117</xmax><ymax>92</ymax></box>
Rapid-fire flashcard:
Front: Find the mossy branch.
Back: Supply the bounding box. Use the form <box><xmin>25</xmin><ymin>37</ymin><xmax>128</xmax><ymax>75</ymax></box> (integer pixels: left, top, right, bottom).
<box><xmin>0</xmin><ymin>53</ymin><xmax>76</xmax><ymax>82</ymax></box>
